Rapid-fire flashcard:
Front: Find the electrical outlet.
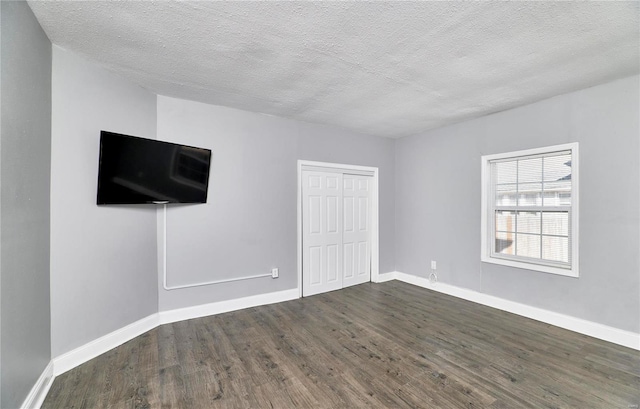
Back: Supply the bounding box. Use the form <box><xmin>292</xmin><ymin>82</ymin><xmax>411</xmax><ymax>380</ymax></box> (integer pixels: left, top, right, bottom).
<box><xmin>430</xmin><ymin>260</ymin><xmax>437</xmax><ymax>270</ymax></box>
<box><xmin>271</xmin><ymin>268</ymin><xmax>279</xmax><ymax>278</ymax></box>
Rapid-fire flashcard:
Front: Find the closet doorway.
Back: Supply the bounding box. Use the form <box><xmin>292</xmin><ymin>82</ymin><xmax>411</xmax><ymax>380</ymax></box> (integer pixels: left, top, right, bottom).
<box><xmin>297</xmin><ymin>161</ymin><xmax>379</xmax><ymax>297</ymax></box>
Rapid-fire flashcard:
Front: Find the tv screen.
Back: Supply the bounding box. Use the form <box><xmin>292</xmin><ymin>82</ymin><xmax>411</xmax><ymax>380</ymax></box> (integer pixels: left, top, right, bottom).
<box><xmin>97</xmin><ymin>131</ymin><xmax>211</xmax><ymax>205</ymax></box>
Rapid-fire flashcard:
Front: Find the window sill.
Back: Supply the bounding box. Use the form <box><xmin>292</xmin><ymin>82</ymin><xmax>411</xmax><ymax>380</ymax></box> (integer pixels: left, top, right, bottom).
<box><xmin>481</xmin><ymin>255</ymin><xmax>579</xmax><ymax>278</ymax></box>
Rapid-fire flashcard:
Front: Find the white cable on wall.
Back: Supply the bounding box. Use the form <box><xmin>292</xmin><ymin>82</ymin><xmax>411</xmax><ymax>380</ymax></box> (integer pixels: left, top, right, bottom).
<box><xmin>429</xmin><ymin>271</ymin><xmax>438</xmax><ymax>285</ymax></box>
<box><xmin>161</xmin><ymin>204</ymin><xmax>272</xmax><ymax>291</ymax></box>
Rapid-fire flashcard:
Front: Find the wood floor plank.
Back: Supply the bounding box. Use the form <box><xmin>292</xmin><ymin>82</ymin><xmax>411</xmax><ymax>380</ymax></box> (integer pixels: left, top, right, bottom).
<box><xmin>42</xmin><ymin>281</ymin><xmax>640</xmax><ymax>408</ymax></box>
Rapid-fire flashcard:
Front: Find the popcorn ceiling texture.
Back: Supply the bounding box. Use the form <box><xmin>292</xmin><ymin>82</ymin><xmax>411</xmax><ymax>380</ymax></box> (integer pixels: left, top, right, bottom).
<box><xmin>28</xmin><ymin>1</ymin><xmax>639</xmax><ymax>138</ymax></box>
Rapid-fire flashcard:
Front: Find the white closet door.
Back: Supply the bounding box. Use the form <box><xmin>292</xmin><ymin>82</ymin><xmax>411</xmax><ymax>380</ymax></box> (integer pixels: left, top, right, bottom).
<box><xmin>342</xmin><ymin>174</ymin><xmax>372</xmax><ymax>288</ymax></box>
<box><xmin>302</xmin><ymin>171</ymin><xmax>344</xmax><ymax>296</ymax></box>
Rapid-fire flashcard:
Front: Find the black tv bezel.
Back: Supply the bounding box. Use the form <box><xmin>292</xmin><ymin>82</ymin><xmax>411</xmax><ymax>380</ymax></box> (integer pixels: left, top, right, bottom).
<box><xmin>97</xmin><ymin>130</ymin><xmax>212</xmax><ymax>205</ymax></box>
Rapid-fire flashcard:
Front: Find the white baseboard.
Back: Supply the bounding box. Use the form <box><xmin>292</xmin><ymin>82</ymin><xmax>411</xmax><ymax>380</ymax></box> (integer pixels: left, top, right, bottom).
<box><xmin>393</xmin><ymin>271</ymin><xmax>640</xmax><ymax>351</ymax></box>
<box><xmin>21</xmin><ymin>360</ymin><xmax>54</xmax><ymax>409</ymax></box>
<box><xmin>53</xmin><ymin>313</ymin><xmax>159</xmax><ymax>376</ymax></box>
<box><xmin>374</xmin><ymin>271</ymin><xmax>397</xmax><ymax>283</ymax></box>
<box><xmin>52</xmin><ymin>288</ymin><xmax>300</xmax><ymax>379</ymax></box>
<box><xmin>158</xmin><ymin>288</ymin><xmax>299</xmax><ymax>325</ymax></box>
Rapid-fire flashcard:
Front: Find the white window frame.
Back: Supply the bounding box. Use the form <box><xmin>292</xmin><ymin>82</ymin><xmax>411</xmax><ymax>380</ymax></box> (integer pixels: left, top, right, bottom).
<box><xmin>481</xmin><ymin>143</ymin><xmax>579</xmax><ymax>278</ymax></box>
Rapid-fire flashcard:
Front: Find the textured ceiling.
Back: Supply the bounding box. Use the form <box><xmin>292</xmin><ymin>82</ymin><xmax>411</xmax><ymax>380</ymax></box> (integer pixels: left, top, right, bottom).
<box><xmin>28</xmin><ymin>1</ymin><xmax>639</xmax><ymax>138</ymax></box>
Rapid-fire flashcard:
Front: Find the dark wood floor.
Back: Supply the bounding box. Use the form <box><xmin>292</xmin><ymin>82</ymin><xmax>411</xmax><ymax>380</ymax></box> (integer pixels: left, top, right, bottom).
<box><xmin>43</xmin><ymin>281</ymin><xmax>639</xmax><ymax>408</ymax></box>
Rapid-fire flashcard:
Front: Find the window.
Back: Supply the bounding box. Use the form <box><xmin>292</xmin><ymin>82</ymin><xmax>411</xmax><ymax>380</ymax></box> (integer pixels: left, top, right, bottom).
<box><xmin>481</xmin><ymin>143</ymin><xmax>579</xmax><ymax>277</ymax></box>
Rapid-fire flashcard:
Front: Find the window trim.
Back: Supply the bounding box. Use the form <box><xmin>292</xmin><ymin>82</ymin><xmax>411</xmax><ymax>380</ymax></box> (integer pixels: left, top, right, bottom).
<box><xmin>480</xmin><ymin>143</ymin><xmax>579</xmax><ymax>278</ymax></box>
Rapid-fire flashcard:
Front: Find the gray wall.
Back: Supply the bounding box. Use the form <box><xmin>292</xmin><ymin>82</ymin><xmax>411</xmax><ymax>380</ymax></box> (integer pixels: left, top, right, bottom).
<box><xmin>395</xmin><ymin>75</ymin><xmax>640</xmax><ymax>333</ymax></box>
<box><xmin>1</xmin><ymin>3</ymin><xmax>3</xmax><ymax>404</ymax></box>
<box><xmin>50</xmin><ymin>46</ymin><xmax>158</xmax><ymax>357</ymax></box>
<box><xmin>157</xmin><ymin>96</ymin><xmax>395</xmax><ymax>311</ymax></box>
<box><xmin>0</xmin><ymin>2</ymin><xmax>52</xmax><ymax>408</ymax></box>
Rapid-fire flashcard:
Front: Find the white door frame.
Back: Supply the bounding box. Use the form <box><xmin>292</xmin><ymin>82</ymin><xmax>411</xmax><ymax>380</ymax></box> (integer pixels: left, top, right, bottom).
<box><xmin>297</xmin><ymin>160</ymin><xmax>380</xmax><ymax>298</ymax></box>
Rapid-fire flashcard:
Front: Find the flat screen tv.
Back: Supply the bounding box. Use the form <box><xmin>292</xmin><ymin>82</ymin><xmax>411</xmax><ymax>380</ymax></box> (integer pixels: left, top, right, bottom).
<box><xmin>97</xmin><ymin>131</ymin><xmax>211</xmax><ymax>205</ymax></box>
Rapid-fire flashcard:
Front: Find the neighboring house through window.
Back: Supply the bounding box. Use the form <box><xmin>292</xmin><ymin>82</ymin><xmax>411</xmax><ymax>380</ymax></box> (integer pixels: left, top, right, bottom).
<box><xmin>481</xmin><ymin>143</ymin><xmax>579</xmax><ymax>277</ymax></box>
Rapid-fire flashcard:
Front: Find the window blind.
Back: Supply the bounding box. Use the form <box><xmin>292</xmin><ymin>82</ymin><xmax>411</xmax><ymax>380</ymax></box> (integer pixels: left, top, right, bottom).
<box><xmin>490</xmin><ymin>150</ymin><xmax>572</xmax><ymax>268</ymax></box>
